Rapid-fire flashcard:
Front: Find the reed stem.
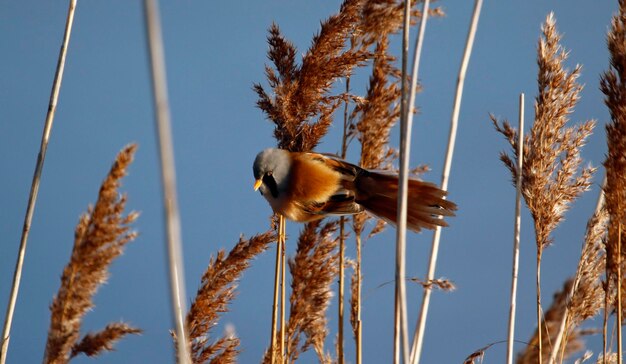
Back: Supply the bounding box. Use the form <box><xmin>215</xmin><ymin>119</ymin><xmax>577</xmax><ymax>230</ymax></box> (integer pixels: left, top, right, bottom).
<box><xmin>395</xmin><ymin>0</ymin><xmax>418</xmax><ymax>360</ymax></box>
<box><xmin>506</xmin><ymin>93</ymin><xmax>524</xmax><ymax>364</ymax></box>
<box><xmin>1</xmin><ymin>1</ymin><xmax>77</xmax><ymax>363</ymax></box>
<box><xmin>411</xmin><ymin>1</ymin><xmax>482</xmax><ymax>363</ymax></box>
<box><xmin>143</xmin><ymin>0</ymin><xmax>191</xmax><ymax>362</ymax></box>
<box><xmin>270</xmin><ymin>216</ymin><xmax>285</xmax><ymax>364</ymax></box>
<box><xmin>356</xmin><ymin>232</ymin><xmax>363</xmax><ymax>364</ymax></box>
<box><xmin>280</xmin><ymin>217</ymin><xmax>286</xmax><ymax>364</ymax></box>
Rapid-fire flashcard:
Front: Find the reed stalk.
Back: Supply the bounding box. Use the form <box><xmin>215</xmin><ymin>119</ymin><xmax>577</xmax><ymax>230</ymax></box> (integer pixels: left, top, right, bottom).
<box><xmin>337</xmin><ymin>73</ymin><xmax>351</xmax><ymax>364</ymax></box>
<box><xmin>395</xmin><ymin>0</ymin><xmax>423</xmax><ymax>360</ymax></box>
<box><xmin>355</xmin><ymin>233</ymin><xmax>362</xmax><ymax>364</ymax></box>
<box><xmin>411</xmin><ymin>1</ymin><xmax>482</xmax><ymax>363</ymax></box>
<box><xmin>0</xmin><ymin>2</ymin><xmax>77</xmax><ymax>363</ymax></box>
<box><xmin>506</xmin><ymin>93</ymin><xmax>525</xmax><ymax>364</ymax></box>
<box><xmin>280</xmin><ymin>217</ymin><xmax>286</xmax><ymax>363</ymax></box>
<box><xmin>142</xmin><ymin>0</ymin><xmax>190</xmax><ymax>362</ymax></box>
<box><xmin>270</xmin><ymin>216</ymin><xmax>286</xmax><ymax>364</ymax></box>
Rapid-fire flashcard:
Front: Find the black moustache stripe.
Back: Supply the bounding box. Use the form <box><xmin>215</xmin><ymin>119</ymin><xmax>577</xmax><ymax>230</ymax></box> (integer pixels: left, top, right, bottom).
<box><xmin>263</xmin><ymin>174</ymin><xmax>279</xmax><ymax>198</ymax></box>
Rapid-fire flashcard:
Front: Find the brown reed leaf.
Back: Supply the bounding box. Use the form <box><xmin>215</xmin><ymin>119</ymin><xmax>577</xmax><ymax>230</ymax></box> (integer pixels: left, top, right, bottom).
<box><xmin>186</xmin><ymin>230</ymin><xmax>276</xmax><ymax>364</ymax></box>
<box><xmin>600</xmin><ymin>0</ymin><xmax>626</xmax><ymax>298</ymax></box>
<box><xmin>493</xmin><ymin>13</ymin><xmax>596</xmax><ymax>250</ymax></box>
<box><xmin>44</xmin><ymin>144</ymin><xmax>139</xmax><ymax>364</ymax></box>
<box><xmin>70</xmin><ymin>322</ymin><xmax>142</xmax><ymax>358</ymax></box>
<box><xmin>517</xmin><ymin>280</ymin><xmax>585</xmax><ymax>364</ymax></box>
<box><xmin>284</xmin><ymin>221</ymin><xmax>339</xmax><ymax>363</ymax></box>
<box><xmin>254</xmin><ymin>0</ymin><xmax>372</xmax><ymax>152</ymax></box>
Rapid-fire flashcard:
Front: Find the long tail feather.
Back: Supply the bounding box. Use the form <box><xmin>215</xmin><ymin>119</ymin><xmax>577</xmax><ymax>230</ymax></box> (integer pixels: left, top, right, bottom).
<box><xmin>355</xmin><ymin>171</ymin><xmax>456</xmax><ymax>232</ymax></box>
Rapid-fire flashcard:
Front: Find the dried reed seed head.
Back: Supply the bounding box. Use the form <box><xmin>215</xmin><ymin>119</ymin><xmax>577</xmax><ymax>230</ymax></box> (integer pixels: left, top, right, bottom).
<box><xmin>44</xmin><ymin>144</ymin><xmax>139</xmax><ymax>364</ymax></box>
<box><xmin>70</xmin><ymin>323</ymin><xmax>142</xmax><ymax>358</ymax></box>
<box><xmin>597</xmin><ymin>353</ymin><xmax>619</xmax><ymax>364</ymax></box>
<box><xmin>358</xmin><ymin>0</ymin><xmax>444</xmax><ymax>47</ymax></box>
<box><xmin>256</xmin><ymin>0</ymin><xmax>372</xmax><ymax>152</ymax></box>
<box><xmin>601</xmin><ymin>0</ymin><xmax>626</xmax><ymax>285</ymax></box>
<box><xmin>517</xmin><ymin>279</ymin><xmax>584</xmax><ymax>364</ymax></box>
<box><xmin>284</xmin><ymin>221</ymin><xmax>339</xmax><ymax>363</ymax></box>
<box><xmin>568</xmin><ymin>208</ymin><xmax>607</xmax><ymax>328</ymax></box>
<box><xmin>186</xmin><ymin>230</ymin><xmax>275</xmax><ymax>363</ymax></box>
<box><xmin>493</xmin><ymin>14</ymin><xmax>595</xmax><ymax>251</ymax></box>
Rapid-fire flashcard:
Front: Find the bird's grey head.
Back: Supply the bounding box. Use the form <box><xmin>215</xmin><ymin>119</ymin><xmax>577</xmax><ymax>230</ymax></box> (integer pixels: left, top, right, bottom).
<box><xmin>253</xmin><ymin>148</ymin><xmax>291</xmax><ymax>199</ymax></box>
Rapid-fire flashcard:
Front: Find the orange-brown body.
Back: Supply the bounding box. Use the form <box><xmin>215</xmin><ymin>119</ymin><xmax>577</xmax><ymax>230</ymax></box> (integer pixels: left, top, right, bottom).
<box><xmin>253</xmin><ymin>148</ymin><xmax>456</xmax><ymax>232</ymax></box>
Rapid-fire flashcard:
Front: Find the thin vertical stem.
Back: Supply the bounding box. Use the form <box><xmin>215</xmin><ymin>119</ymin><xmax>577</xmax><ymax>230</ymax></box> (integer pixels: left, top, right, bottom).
<box><xmin>337</xmin><ymin>75</ymin><xmax>350</xmax><ymax>364</ymax></box>
<box><xmin>270</xmin><ymin>216</ymin><xmax>285</xmax><ymax>364</ymax></box>
<box><xmin>506</xmin><ymin>93</ymin><xmax>524</xmax><ymax>364</ymax></box>
<box><xmin>338</xmin><ymin>219</ymin><xmax>345</xmax><ymax>364</ymax></box>
<box><xmin>537</xmin><ymin>247</ymin><xmax>543</xmax><ymax>364</ymax></box>
<box><xmin>604</xmin><ymin>278</ymin><xmax>609</xmax><ymax>363</ymax></box>
<box><xmin>395</xmin><ymin>0</ymin><xmax>417</xmax><ymax>361</ymax></box>
<box><xmin>410</xmin><ymin>1</ymin><xmax>482</xmax><ymax>363</ymax></box>
<box><xmin>280</xmin><ymin>218</ymin><xmax>286</xmax><ymax>364</ymax></box>
<box><xmin>143</xmin><ymin>1</ymin><xmax>190</xmax><ymax>363</ymax></box>
<box><xmin>356</xmin><ymin>232</ymin><xmax>363</xmax><ymax>364</ymax></box>
<box><xmin>1</xmin><ymin>1</ymin><xmax>77</xmax><ymax>363</ymax></box>
<box><xmin>618</xmin><ymin>222</ymin><xmax>623</xmax><ymax>364</ymax></box>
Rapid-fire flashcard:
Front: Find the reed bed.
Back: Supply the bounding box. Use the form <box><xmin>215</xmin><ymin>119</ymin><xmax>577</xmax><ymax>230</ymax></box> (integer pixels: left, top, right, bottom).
<box><xmin>5</xmin><ymin>1</ymin><xmax>626</xmax><ymax>364</ymax></box>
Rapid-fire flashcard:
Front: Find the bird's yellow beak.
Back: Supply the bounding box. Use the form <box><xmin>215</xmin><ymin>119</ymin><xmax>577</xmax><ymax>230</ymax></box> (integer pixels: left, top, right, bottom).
<box><xmin>253</xmin><ymin>179</ymin><xmax>263</xmax><ymax>191</ymax></box>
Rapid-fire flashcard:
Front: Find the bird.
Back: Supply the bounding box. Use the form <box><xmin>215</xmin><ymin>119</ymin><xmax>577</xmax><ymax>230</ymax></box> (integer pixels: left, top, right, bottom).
<box><xmin>252</xmin><ymin>148</ymin><xmax>456</xmax><ymax>232</ymax></box>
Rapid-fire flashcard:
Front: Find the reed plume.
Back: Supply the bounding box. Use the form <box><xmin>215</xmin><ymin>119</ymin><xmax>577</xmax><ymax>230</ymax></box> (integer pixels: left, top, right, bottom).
<box><xmin>600</xmin><ymin>0</ymin><xmax>626</xmax><ymax>359</ymax></box>
<box><xmin>516</xmin><ymin>280</ymin><xmax>584</xmax><ymax>364</ymax></box>
<box><xmin>493</xmin><ymin>14</ymin><xmax>595</xmax><ymax>362</ymax></box>
<box><xmin>185</xmin><ymin>230</ymin><xmax>276</xmax><ymax>364</ymax></box>
<box><xmin>358</xmin><ymin>0</ymin><xmax>443</xmax><ymax>48</ymax></box>
<box><xmin>254</xmin><ymin>0</ymin><xmax>371</xmax><ymax>152</ymax></box>
<box><xmin>548</xmin><ymin>207</ymin><xmax>607</xmax><ymax>362</ymax></box>
<box><xmin>70</xmin><ymin>323</ymin><xmax>142</xmax><ymax>358</ymax></box>
<box><xmin>283</xmin><ymin>221</ymin><xmax>339</xmax><ymax>363</ymax></box>
<box><xmin>43</xmin><ymin>144</ymin><xmax>141</xmax><ymax>364</ymax></box>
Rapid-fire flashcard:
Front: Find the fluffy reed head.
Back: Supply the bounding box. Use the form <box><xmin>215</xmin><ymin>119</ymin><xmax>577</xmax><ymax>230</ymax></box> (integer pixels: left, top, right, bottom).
<box><xmin>600</xmin><ymin>0</ymin><xmax>626</xmax><ymax>287</ymax></box>
<box><xmin>44</xmin><ymin>144</ymin><xmax>140</xmax><ymax>363</ymax></box>
<box><xmin>517</xmin><ymin>280</ymin><xmax>584</xmax><ymax>364</ymax></box>
<box><xmin>254</xmin><ymin>0</ymin><xmax>371</xmax><ymax>152</ymax></box>
<box><xmin>493</xmin><ymin>13</ymin><xmax>595</xmax><ymax>249</ymax></box>
<box><xmin>284</xmin><ymin>221</ymin><xmax>339</xmax><ymax>363</ymax></box>
<box><xmin>185</xmin><ymin>230</ymin><xmax>276</xmax><ymax>364</ymax></box>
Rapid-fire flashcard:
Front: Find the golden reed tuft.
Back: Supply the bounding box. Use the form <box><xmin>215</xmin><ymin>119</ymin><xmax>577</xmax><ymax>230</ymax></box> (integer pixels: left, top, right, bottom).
<box><xmin>185</xmin><ymin>230</ymin><xmax>276</xmax><ymax>364</ymax></box>
<box><xmin>43</xmin><ymin>144</ymin><xmax>141</xmax><ymax>364</ymax></box>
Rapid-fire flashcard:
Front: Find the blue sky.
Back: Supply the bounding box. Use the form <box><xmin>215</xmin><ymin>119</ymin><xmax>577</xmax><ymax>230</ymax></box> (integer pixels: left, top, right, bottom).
<box><xmin>0</xmin><ymin>1</ymin><xmax>619</xmax><ymax>363</ymax></box>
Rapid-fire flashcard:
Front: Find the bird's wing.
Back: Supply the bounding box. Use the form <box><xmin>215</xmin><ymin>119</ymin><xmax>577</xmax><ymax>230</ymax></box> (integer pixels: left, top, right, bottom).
<box><xmin>295</xmin><ymin>192</ymin><xmax>364</xmax><ymax>217</ymax></box>
<box><xmin>306</xmin><ymin>152</ymin><xmax>361</xmax><ymax>181</ymax></box>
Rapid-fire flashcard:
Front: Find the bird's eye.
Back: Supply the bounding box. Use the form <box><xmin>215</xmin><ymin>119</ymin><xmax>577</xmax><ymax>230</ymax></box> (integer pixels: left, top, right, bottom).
<box><xmin>266</xmin><ymin>171</ymin><xmax>273</xmax><ymax>176</ymax></box>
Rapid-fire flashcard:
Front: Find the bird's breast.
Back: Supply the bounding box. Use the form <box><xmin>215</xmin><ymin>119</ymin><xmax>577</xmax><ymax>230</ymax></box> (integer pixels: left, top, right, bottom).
<box><xmin>268</xmin><ymin>155</ymin><xmax>342</xmax><ymax>222</ymax></box>
<box><xmin>288</xmin><ymin>155</ymin><xmax>342</xmax><ymax>202</ymax></box>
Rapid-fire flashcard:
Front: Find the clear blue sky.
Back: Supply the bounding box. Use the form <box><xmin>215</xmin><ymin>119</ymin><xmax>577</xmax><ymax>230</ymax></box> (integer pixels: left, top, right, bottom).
<box><xmin>0</xmin><ymin>1</ymin><xmax>618</xmax><ymax>363</ymax></box>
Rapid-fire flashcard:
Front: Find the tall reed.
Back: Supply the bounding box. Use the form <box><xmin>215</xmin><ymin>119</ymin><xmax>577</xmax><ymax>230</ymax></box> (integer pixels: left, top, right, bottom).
<box><xmin>493</xmin><ymin>13</ymin><xmax>595</xmax><ymax>363</ymax></box>
<box><xmin>1</xmin><ymin>2</ymin><xmax>77</xmax><ymax>362</ymax></box>
<box><xmin>142</xmin><ymin>0</ymin><xmax>191</xmax><ymax>361</ymax></box>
